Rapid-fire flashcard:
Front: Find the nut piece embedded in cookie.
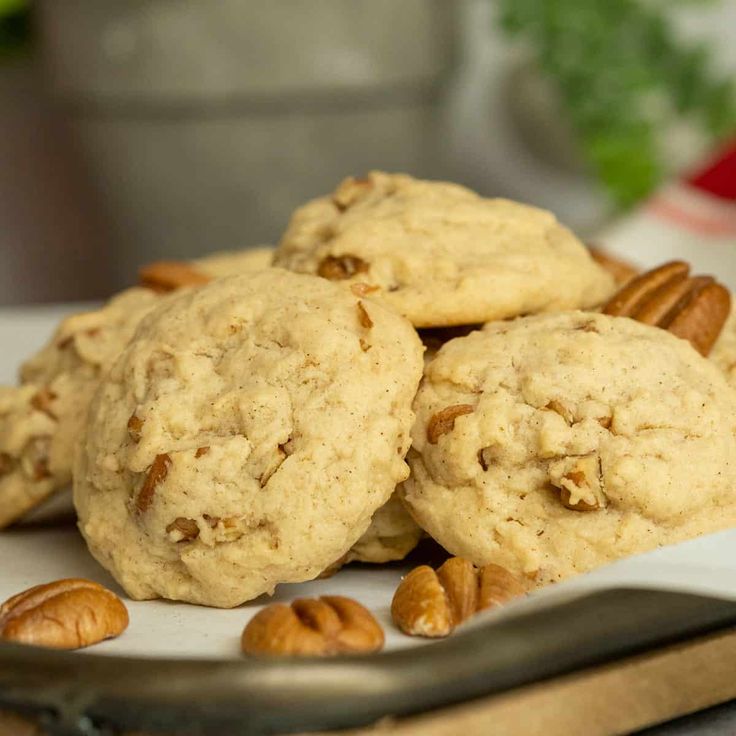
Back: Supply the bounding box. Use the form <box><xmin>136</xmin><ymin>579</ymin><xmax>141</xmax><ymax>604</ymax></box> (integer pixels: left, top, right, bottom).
<box><xmin>317</xmin><ymin>254</ymin><xmax>369</xmax><ymax>281</ymax></box>
<box><xmin>0</xmin><ymin>578</ymin><xmax>129</xmax><ymax>649</ymax></box>
<box><xmin>602</xmin><ymin>261</ymin><xmax>731</xmax><ymax>356</ymax></box>
<box><xmin>549</xmin><ymin>454</ymin><xmax>606</xmax><ymax>511</ymax></box>
<box><xmin>426</xmin><ymin>404</ymin><xmax>474</xmax><ymax>444</ymax></box>
<box><xmin>391</xmin><ymin>557</ymin><xmax>525</xmax><ymax>638</ymax></box>
<box><xmin>242</xmin><ymin>596</ymin><xmax>384</xmax><ymax>656</ymax></box>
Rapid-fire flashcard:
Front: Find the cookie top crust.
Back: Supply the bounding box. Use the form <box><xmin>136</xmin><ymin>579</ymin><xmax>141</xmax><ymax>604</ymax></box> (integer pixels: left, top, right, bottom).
<box><xmin>74</xmin><ymin>269</ymin><xmax>423</xmax><ymax>607</ymax></box>
<box><xmin>273</xmin><ymin>172</ymin><xmax>615</xmax><ymax>328</ymax></box>
<box><xmin>402</xmin><ymin>311</ymin><xmax>736</xmax><ymax>584</ymax></box>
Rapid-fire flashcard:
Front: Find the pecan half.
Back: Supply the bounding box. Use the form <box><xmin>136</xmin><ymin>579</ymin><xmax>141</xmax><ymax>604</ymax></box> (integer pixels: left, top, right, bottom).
<box><xmin>602</xmin><ymin>261</ymin><xmax>730</xmax><ymax>356</ymax></box>
<box><xmin>0</xmin><ymin>578</ymin><xmax>128</xmax><ymax>649</ymax></box>
<box><xmin>317</xmin><ymin>255</ymin><xmax>369</xmax><ymax>280</ymax></box>
<box><xmin>139</xmin><ymin>261</ymin><xmax>212</xmax><ymax>293</ymax></box>
<box><xmin>391</xmin><ymin>557</ymin><xmax>525</xmax><ymax>638</ymax></box>
<box><xmin>426</xmin><ymin>404</ymin><xmax>474</xmax><ymax>444</ymax></box>
<box><xmin>136</xmin><ymin>453</ymin><xmax>171</xmax><ymax>513</ymax></box>
<box><xmin>241</xmin><ymin>596</ymin><xmax>384</xmax><ymax>657</ymax></box>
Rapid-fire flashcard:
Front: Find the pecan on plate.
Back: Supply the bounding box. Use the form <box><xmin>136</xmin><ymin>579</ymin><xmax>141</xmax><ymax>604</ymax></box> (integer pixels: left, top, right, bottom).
<box><xmin>391</xmin><ymin>557</ymin><xmax>525</xmax><ymax>638</ymax></box>
<box><xmin>242</xmin><ymin>596</ymin><xmax>384</xmax><ymax>657</ymax></box>
<box><xmin>0</xmin><ymin>578</ymin><xmax>128</xmax><ymax>649</ymax></box>
<box><xmin>602</xmin><ymin>260</ymin><xmax>731</xmax><ymax>356</ymax></box>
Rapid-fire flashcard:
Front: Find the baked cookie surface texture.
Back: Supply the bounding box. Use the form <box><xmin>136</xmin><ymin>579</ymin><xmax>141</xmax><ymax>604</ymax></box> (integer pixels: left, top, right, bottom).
<box><xmin>274</xmin><ymin>171</ymin><xmax>615</xmax><ymax>327</ymax></box>
<box><xmin>402</xmin><ymin>311</ymin><xmax>736</xmax><ymax>584</ymax></box>
<box><xmin>75</xmin><ymin>270</ymin><xmax>423</xmax><ymax>607</ymax></box>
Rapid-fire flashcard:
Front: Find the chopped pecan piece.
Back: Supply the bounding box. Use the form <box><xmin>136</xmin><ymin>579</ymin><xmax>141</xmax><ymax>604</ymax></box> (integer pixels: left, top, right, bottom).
<box><xmin>127</xmin><ymin>414</ymin><xmax>143</xmax><ymax>443</ymax></box>
<box><xmin>426</xmin><ymin>404</ymin><xmax>474</xmax><ymax>444</ymax></box>
<box><xmin>356</xmin><ymin>301</ymin><xmax>373</xmax><ymax>329</ymax></box>
<box><xmin>136</xmin><ymin>453</ymin><xmax>171</xmax><ymax>513</ymax></box>
<box><xmin>195</xmin><ymin>446</ymin><xmax>210</xmax><ymax>458</ymax></box>
<box><xmin>317</xmin><ymin>255</ymin><xmax>369</xmax><ymax>281</ymax></box>
<box><xmin>139</xmin><ymin>261</ymin><xmax>211</xmax><ymax>293</ymax></box>
<box><xmin>549</xmin><ymin>455</ymin><xmax>605</xmax><ymax>511</ymax></box>
<box><xmin>30</xmin><ymin>388</ymin><xmax>57</xmax><ymax>420</ymax></box>
<box><xmin>166</xmin><ymin>517</ymin><xmax>200</xmax><ymax>542</ymax></box>
<box><xmin>602</xmin><ymin>261</ymin><xmax>730</xmax><ymax>356</ymax></box>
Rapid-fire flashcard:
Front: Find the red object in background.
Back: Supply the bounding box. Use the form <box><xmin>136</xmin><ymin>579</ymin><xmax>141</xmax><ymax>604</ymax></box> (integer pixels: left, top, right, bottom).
<box><xmin>688</xmin><ymin>141</ymin><xmax>736</xmax><ymax>202</ymax></box>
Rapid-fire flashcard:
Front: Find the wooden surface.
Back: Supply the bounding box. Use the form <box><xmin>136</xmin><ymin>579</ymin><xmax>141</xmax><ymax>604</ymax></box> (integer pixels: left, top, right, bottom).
<box><xmin>3</xmin><ymin>628</ymin><xmax>736</xmax><ymax>735</ymax></box>
<box><xmin>316</xmin><ymin>627</ymin><xmax>736</xmax><ymax>736</ymax></box>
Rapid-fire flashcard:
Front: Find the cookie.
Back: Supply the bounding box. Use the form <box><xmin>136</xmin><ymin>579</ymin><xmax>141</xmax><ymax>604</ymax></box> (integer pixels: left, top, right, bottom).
<box><xmin>0</xmin><ymin>385</ymin><xmax>59</xmax><ymax>527</ymax></box>
<box><xmin>273</xmin><ymin>171</ymin><xmax>615</xmax><ymax>327</ymax></box>
<box><xmin>0</xmin><ymin>288</ymin><xmax>164</xmax><ymax>528</ymax></box>
<box><xmin>74</xmin><ymin>270</ymin><xmax>423</xmax><ymax>607</ymax></box>
<box><xmin>401</xmin><ymin>311</ymin><xmax>736</xmax><ymax>585</ymax></box>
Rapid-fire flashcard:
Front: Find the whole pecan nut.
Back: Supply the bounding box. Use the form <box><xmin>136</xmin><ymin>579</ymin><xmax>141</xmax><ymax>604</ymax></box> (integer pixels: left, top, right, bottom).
<box><xmin>602</xmin><ymin>260</ymin><xmax>730</xmax><ymax>356</ymax></box>
<box><xmin>391</xmin><ymin>557</ymin><xmax>525</xmax><ymax>638</ymax></box>
<box><xmin>0</xmin><ymin>578</ymin><xmax>129</xmax><ymax>649</ymax></box>
<box><xmin>242</xmin><ymin>595</ymin><xmax>384</xmax><ymax>656</ymax></box>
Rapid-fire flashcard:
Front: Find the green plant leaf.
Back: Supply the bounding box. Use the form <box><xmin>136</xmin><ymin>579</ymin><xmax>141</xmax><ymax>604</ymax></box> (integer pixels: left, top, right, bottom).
<box><xmin>0</xmin><ymin>0</ymin><xmax>26</xmax><ymax>18</ymax></box>
<box><xmin>498</xmin><ymin>0</ymin><xmax>736</xmax><ymax>207</ymax></box>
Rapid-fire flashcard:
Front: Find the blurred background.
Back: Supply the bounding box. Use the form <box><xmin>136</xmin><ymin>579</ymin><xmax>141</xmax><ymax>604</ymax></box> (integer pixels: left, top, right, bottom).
<box><xmin>0</xmin><ymin>0</ymin><xmax>734</xmax><ymax>304</ymax></box>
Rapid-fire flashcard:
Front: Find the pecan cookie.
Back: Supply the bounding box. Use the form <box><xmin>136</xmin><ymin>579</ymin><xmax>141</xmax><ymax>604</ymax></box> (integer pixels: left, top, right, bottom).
<box><xmin>273</xmin><ymin>172</ymin><xmax>615</xmax><ymax>327</ymax></box>
<box><xmin>401</xmin><ymin>311</ymin><xmax>736</xmax><ymax>585</ymax></box>
<box><xmin>0</xmin><ymin>288</ymin><xmax>164</xmax><ymax>528</ymax></box>
<box><xmin>74</xmin><ymin>270</ymin><xmax>423</xmax><ymax>607</ymax></box>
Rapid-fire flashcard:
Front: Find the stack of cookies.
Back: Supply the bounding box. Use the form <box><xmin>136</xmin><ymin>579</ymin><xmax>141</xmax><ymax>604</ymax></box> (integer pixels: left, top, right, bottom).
<box><xmin>3</xmin><ymin>171</ymin><xmax>736</xmax><ymax>610</ymax></box>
